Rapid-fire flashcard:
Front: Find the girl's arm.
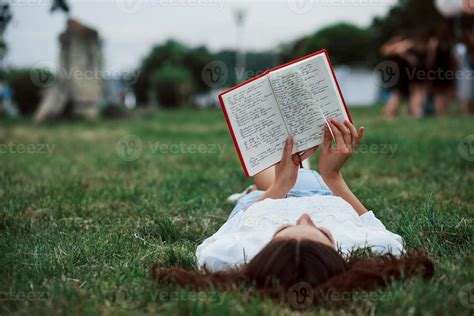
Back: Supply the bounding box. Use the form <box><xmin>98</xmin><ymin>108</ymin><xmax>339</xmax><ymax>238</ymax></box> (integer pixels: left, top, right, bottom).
<box><xmin>319</xmin><ymin>120</ymin><xmax>367</xmax><ymax>215</ymax></box>
<box><xmin>323</xmin><ymin>173</ymin><xmax>367</xmax><ymax>215</ymax></box>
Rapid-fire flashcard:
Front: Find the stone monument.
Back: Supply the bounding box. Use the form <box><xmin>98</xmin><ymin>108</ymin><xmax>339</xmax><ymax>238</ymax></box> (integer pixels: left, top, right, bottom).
<box><xmin>35</xmin><ymin>18</ymin><xmax>102</xmax><ymax>121</ymax></box>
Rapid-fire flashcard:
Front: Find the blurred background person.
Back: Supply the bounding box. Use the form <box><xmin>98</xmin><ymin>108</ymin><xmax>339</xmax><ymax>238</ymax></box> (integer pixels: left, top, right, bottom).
<box><xmin>456</xmin><ymin>27</ymin><xmax>474</xmax><ymax>115</ymax></box>
<box><xmin>407</xmin><ymin>33</ymin><xmax>431</xmax><ymax>118</ymax></box>
<box><xmin>381</xmin><ymin>35</ymin><xmax>429</xmax><ymax>119</ymax></box>
<box><xmin>426</xmin><ymin>22</ymin><xmax>458</xmax><ymax>116</ymax></box>
<box><xmin>381</xmin><ymin>36</ymin><xmax>411</xmax><ymax>119</ymax></box>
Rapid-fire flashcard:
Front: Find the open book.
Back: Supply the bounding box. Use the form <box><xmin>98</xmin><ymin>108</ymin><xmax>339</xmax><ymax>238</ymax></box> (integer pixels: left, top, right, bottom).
<box><xmin>219</xmin><ymin>50</ymin><xmax>351</xmax><ymax>177</ymax></box>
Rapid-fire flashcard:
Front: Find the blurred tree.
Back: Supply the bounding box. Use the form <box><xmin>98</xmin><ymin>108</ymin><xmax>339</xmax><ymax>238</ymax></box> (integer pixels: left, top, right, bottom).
<box><xmin>134</xmin><ymin>40</ymin><xmax>212</xmax><ymax>105</ymax></box>
<box><xmin>9</xmin><ymin>68</ymin><xmax>54</xmax><ymax>115</ymax></box>
<box><xmin>0</xmin><ymin>2</ymin><xmax>12</xmax><ymax>63</ymax></box>
<box><xmin>214</xmin><ymin>50</ymin><xmax>276</xmax><ymax>86</ymax></box>
<box><xmin>184</xmin><ymin>46</ymin><xmax>214</xmax><ymax>93</ymax></box>
<box><xmin>244</xmin><ymin>51</ymin><xmax>277</xmax><ymax>81</ymax></box>
<box><xmin>214</xmin><ymin>50</ymin><xmax>236</xmax><ymax>84</ymax></box>
<box><xmin>50</xmin><ymin>0</ymin><xmax>70</xmax><ymax>14</ymax></box>
<box><xmin>151</xmin><ymin>64</ymin><xmax>194</xmax><ymax>107</ymax></box>
<box><xmin>0</xmin><ymin>0</ymin><xmax>69</xmax><ymax>62</ymax></box>
<box><xmin>134</xmin><ymin>40</ymin><xmax>187</xmax><ymax>104</ymax></box>
<box><xmin>278</xmin><ymin>38</ymin><xmax>306</xmax><ymax>65</ymax></box>
<box><xmin>0</xmin><ymin>0</ymin><xmax>69</xmax><ymax>117</ymax></box>
<box><xmin>371</xmin><ymin>0</ymin><xmax>443</xmax><ymax>49</ymax></box>
<box><xmin>292</xmin><ymin>23</ymin><xmax>374</xmax><ymax>66</ymax></box>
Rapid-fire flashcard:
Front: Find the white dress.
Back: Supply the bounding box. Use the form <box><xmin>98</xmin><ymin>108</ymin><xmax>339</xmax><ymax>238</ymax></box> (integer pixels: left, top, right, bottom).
<box><xmin>196</xmin><ymin>195</ymin><xmax>404</xmax><ymax>271</ymax></box>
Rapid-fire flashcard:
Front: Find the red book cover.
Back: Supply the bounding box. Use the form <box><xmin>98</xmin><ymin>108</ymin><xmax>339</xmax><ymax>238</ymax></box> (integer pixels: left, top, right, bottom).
<box><xmin>219</xmin><ymin>49</ymin><xmax>351</xmax><ymax>178</ymax></box>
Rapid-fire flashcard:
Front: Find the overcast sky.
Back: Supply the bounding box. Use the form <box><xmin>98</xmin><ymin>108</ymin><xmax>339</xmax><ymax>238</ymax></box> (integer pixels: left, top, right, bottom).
<box><xmin>6</xmin><ymin>0</ymin><xmax>395</xmax><ymax>72</ymax></box>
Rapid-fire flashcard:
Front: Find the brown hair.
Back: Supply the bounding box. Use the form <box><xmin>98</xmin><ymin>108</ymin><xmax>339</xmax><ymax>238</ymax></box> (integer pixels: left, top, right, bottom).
<box><xmin>150</xmin><ymin>239</ymin><xmax>433</xmax><ymax>307</ymax></box>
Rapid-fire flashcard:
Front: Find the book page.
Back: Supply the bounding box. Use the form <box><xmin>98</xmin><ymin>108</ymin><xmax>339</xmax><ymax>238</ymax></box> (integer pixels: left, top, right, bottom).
<box><xmin>268</xmin><ymin>69</ymin><xmax>326</xmax><ymax>153</ymax></box>
<box><xmin>221</xmin><ymin>75</ymin><xmax>289</xmax><ymax>176</ymax></box>
<box><xmin>268</xmin><ymin>53</ymin><xmax>348</xmax><ymax>152</ymax></box>
<box><xmin>296</xmin><ymin>53</ymin><xmax>348</xmax><ymax>122</ymax></box>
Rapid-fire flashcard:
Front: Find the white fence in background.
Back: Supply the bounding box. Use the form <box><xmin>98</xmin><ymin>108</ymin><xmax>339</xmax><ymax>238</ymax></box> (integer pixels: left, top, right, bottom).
<box><xmin>192</xmin><ymin>66</ymin><xmax>380</xmax><ymax>109</ymax></box>
<box><xmin>334</xmin><ymin>66</ymin><xmax>379</xmax><ymax>107</ymax></box>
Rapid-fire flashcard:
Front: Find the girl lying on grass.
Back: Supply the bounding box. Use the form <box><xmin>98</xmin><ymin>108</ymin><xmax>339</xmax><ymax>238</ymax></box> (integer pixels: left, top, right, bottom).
<box><xmin>151</xmin><ymin>120</ymin><xmax>433</xmax><ymax>306</ymax></box>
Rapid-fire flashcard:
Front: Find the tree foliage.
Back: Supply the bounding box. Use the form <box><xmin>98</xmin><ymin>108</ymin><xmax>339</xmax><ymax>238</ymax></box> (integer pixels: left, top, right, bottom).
<box><xmin>0</xmin><ymin>0</ymin><xmax>69</xmax><ymax>62</ymax></box>
<box><xmin>371</xmin><ymin>0</ymin><xmax>443</xmax><ymax>48</ymax></box>
<box><xmin>133</xmin><ymin>40</ymin><xmax>212</xmax><ymax>105</ymax></box>
<box><xmin>8</xmin><ymin>68</ymin><xmax>54</xmax><ymax>115</ymax></box>
<box><xmin>214</xmin><ymin>50</ymin><xmax>276</xmax><ymax>86</ymax></box>
<box><xmin>0</xmin><ymin>2</ymin><xmax>12</xmax><ymax>61</ymax></box>
<box><xmin>151</xmin><ymin>64</ymin><xmax>194</xmax><ymax>107</ymax></box>
<box><xmin>287</xmin><ymin>23</ymin><xmax>375</xmax><ymax>66</ymax></box>
<box><xmin>50</xmin><ymin>0</ymin><xmax>70</xmax><ymax>14</ymax></box>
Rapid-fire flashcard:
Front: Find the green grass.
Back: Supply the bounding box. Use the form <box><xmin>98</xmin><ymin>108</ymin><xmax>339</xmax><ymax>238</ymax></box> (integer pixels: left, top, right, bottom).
<box><xmin>1</xmin><ymin>106</ymin><xmax>473</xmax><ymax>315</ymax></box>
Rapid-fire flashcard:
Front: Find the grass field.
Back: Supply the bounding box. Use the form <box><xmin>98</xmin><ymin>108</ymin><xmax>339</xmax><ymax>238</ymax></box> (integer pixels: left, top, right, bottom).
<box><xmin>1</xmin><ymin>106</ymin><xmax>473</xmax><ymax>315</ymax></box>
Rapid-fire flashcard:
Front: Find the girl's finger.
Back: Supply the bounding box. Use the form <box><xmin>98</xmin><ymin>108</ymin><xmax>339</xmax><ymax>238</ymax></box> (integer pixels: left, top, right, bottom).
<box><xmin>281</xmin><ymin>137</ymin><xmax>293</xmax><ymax>164</ymax></box>
<box><xmin>332</xmin><ymin>119</ymin><xmax>352</xmax><ymax>149</ymax></box>
<box><xmin>299</xmin><ymin>146</ymin><xmax>318</xmax><ymax>161</ymax></box>
<box><xmin>330</xmin><ymin>122</ymin><xmax>344</xmax><ymax>150</ymax></box>
<box><xmin>291</xmin><ymin>153</ymin><xmax>301</xmax><ymax>166</ymax></box>
<box><xmin>291</xmin><ymin>152</ymin><xmax>298</xmax><ymax>165</ymax></box>
<box><xmin>356</xmin><ymin>127</ymin><xmax>365</xmax><ymax>145</ymax></box>
<box><xmin>345</xmin><ymin>120</ymin><xmax>357</xmax><ymax>148</ymax></box>
<box><xmin>322</xmin><ymin>126</ymin><xmax>333</xmax><ymax>152</ymax></box>
<box><xmin>330</xmin><ymin>120</ymin><xmax>348</xmax><ymax>151</ymax></box>
<box><xmin>331</xmin><ymin>119</ymin><xmax>349</xmax><ymax>134</ymax></box>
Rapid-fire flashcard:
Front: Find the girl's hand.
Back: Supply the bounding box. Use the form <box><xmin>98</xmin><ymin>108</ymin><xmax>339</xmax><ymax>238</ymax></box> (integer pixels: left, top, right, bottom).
<box><xmin>257</xmin><ymin>137</ymin><xmax>319</xmax><ymax>202</ymax></box>
<box><xmin>274</xmin><ymin>137</ymin><xmax>318</xmax><ymax>191</ymax></box>
<box><xmin>319</xmin><ymin>120</ymin><xmax>364</xmax><ymax>179</ymax></box>
<box><xmin>273</xmin><ymin>137</ymin><xmax>300</xmax><ymax>194</ymax></box>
